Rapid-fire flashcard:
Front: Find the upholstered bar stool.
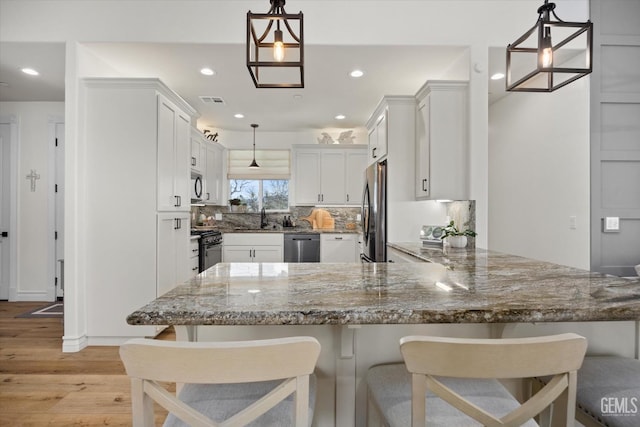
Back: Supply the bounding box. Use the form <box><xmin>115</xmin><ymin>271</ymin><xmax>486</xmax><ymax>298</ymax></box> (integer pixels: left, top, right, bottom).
<box><xmin>120</xmin><ymin>336</ymin><xmax>321</xmax><ymax>427</ymax></box>
<box><xmin>366</xmin><ymin>333</ymin><xmax>587</xmax><ymax>427</ymax></box>
<box><xmin>563</xmin><ymin>356</ymin><xmax>640</xmax><ymax>427</ymax></box>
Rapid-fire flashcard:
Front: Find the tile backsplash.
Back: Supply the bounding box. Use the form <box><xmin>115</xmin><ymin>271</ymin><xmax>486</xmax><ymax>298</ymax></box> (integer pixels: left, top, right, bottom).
<box><xmin>192</xmin><ymin>205</ymin><xmax>361</xmax><ymax>231</ymax></box>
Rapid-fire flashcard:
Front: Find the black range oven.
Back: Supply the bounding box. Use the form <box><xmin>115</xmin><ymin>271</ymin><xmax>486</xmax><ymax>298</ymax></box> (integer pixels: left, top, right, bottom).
<box><xmin>191</xmin><ymin>230</ymin><xmax>223</xmax><ymax>272</ymax></box>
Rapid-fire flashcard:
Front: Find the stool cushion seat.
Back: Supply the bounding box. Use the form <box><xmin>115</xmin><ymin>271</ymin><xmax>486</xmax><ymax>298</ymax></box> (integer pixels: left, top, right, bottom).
<box><xmin>367</xmin><ymin>363</ymin><xmax>538</xmax><ymax>427</ymax></box>
<box><xmin>574</xmin><ymin>356</ymin><xmax>640</xmax><ymax>427</ymax></box>
<box><xmin>164</xmin><ymin>375</ymin><xmax>317</xmax><ymax>427</ymax></box>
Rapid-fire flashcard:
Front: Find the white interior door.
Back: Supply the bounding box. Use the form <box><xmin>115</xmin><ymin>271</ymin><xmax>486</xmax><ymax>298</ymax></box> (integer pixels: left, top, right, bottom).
<box><xmin>0</xmin><ymin>123</ymin><xmax>11</xmax><ymax>300</ymax></box>
<box><xmin>55</xmin><ymin>124</ymin><xmax>65</xmax><ymax>298</ymax></box>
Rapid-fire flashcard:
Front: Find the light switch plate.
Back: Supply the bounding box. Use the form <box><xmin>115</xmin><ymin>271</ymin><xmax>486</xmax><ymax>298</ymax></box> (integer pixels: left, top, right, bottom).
<box><xmin>604</xmin><ymin>217</ymin><xmax>620</xmax><ymax>232</ymax></box>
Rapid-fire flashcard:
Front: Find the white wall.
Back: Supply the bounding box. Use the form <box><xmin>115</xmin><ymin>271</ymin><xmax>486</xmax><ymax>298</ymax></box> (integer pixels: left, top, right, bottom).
<box><xmin>0</xmin><ymin>102</ymin><xmax>64</xmax><ymax>300</ymax></box>
<box><xmin>488</xmin><ymin>77</ymin><xmax>590</xmax><ymax>269</ymax></box>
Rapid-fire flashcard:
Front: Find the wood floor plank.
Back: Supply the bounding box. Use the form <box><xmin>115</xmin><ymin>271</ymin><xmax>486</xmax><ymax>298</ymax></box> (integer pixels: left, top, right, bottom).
<box><xmin>0</xmin><ymin>301</ymin><xmax>173</xmax><ymax>426</ymax></box>
<box><xmin>0</xmin><ymin>374</ymin><xmax>131</xmax><ymax>392</ymax></box>
<box><xmin>50</xmin><ymin>391</ymin><xmax>131</xmax><ymax>413</ymax></box>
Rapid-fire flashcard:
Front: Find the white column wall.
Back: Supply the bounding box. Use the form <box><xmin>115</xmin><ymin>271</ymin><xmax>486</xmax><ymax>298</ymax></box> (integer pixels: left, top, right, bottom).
<box><xmin>488</xmin><ymin>77</ymin><xmax>591</xmax><ymax>270</ymax></box>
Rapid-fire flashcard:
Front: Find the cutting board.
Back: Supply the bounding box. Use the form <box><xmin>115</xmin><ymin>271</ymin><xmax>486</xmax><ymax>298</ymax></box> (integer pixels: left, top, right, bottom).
<box><xmin>300</xmin><ymin>209</ymin><xmax>335</xmax><ymax>229</ymax></box>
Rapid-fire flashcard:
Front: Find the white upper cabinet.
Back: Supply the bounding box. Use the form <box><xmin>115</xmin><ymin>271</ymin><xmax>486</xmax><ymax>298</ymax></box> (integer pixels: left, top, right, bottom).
<box><xmin>293</xmin><ymin>145</ymin><xmax>367</xmax><ymax>206</ymax></box>
<box><xmin>157</xmin><ymin>94</ymin><xmax>191</xmax><ymax>212</ymax></box>
<box><xmin>190</xmin><ymin>128</ymin><xmax>203</xmax><ymax>174</ymax></box>
<box><xmin>415</xmin><ymin>81</ymin><xmax>469</xmax><ymax>201</ymax></box>
<box><xmin>191</xmin><ymin>128</ymin><xmax>225</xmax><ymax>205</ymax></box>
<box><xmin>367</xmin><ymin>108</ymin><xmax>388</xmax><ymax>165</ymax></box>
<box><xmin>294</xmin><ymin>149</ymin><xmax>322</xmax><ymax>205</ymax></box>
<box><xmin>345</xmin><ymin>150</ymin><xmax>367</xmax><ymax>204</ymax></box>
<box><xmin>203</xmin><ymin>142</ymin><xmax>224</xmax><ymax>205</ymax></box>
<box><xmin>319</xmin><ymin>151</ymin><xmax>346</xmax><ymax>204</ymax></box>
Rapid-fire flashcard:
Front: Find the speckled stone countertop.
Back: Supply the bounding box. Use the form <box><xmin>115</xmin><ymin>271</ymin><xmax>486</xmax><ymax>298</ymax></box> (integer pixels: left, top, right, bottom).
<box><xmin>127</xmin><ymin>249</ymin><xmax>640</xmax><ymax>326</ymax></box>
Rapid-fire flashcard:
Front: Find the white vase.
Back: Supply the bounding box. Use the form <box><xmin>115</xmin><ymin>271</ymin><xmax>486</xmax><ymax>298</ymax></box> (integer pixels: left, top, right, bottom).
<box><xmin>447</xmin><ymin>235</ymin><xmax>467</xmax><ymax>248</ymax></box>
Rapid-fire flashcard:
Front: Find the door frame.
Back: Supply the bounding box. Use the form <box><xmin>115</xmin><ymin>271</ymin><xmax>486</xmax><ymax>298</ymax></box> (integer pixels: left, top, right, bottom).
<box><xmin>0</xmin><ymin>115</ymin><xmax>19</xmax><ymax>301</ymax></box>
<box><xmin>48</xmin><ymin>117</ymin><xmax>64</xmax><ymax>301</ymax></box>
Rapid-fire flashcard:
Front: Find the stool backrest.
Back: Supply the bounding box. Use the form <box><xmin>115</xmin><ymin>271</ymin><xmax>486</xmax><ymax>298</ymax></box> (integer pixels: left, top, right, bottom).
<box><xmin>120</xmin><ymin>336</ymin><xmax>321</xmax><ymax>427</ymax></box>
<box><xmin>400</xmin><ymin>333</ymin><xmax>587</xmax><ymax>427</ymax></box>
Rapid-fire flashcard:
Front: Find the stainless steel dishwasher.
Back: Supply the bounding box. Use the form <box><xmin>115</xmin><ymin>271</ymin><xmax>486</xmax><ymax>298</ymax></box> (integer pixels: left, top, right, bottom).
<box><xmin>284</xmin><ymin>233</ymin><xmax>320</xmax><ymax>262</ymax></box>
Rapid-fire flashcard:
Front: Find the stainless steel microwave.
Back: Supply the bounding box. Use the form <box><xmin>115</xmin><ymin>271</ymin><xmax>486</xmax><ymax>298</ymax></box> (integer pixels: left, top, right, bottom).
<box><xmin>191</xmin><ymin>175</ymin><xmax>203</xmax><ymax>201</ymax></box>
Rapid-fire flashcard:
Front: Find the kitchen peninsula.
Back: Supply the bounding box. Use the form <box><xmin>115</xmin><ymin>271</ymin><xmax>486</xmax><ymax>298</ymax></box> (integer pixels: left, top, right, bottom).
<box><xmin>127</xmin><ymin>251</ymin><xmax>640</xmax><ymax>427</ymax></box>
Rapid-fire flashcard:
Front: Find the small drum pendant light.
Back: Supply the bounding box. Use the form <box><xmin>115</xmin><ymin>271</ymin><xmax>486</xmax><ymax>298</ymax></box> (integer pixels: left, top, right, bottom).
<box><xmin>506</xmin><ymin>0</ymin><xmax>593</xmax><ymax>92</ymax></box>
<box><xmin>247</xmin><ymin>0</ymin><xmax>304</xmax><ymax>88</ymax></box>
<box><xmin>249</xmin><ymin>124</ymin><xmax>260</xmax><ymax>169</ymax></box>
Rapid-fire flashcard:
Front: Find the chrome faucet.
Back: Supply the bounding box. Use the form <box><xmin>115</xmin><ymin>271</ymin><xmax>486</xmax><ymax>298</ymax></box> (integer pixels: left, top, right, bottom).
<box><xmin>260</xmin><ymin>207</ymin><xmax>268</xmax><ymax>229</ymax></box>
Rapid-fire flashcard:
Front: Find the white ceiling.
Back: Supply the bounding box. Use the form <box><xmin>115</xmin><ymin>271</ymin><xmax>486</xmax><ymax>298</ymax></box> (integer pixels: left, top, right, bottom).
<box><xmin>0</xmin><ymin>42</ymin><xmax>511</xmax><ymax>132</ymax></box>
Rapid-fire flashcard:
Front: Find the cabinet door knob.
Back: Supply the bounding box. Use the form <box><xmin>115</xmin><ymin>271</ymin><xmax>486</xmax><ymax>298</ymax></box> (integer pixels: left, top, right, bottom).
<box><xmin>372</xmin><ymin>147</ymin><xmax>377</xmax><ymax>158</ymax></box>
<box><xmin>422</xmin><ymin>179</ymin><xmax>428</xmax><ymax>192</ymax></box>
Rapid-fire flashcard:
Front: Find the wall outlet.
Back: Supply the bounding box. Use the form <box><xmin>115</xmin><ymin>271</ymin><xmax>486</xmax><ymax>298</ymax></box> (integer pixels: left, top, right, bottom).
<box><xmin>604</xmin><ymin>217</ymin><xmax>620</xmax><ymax>232</ymax></box>
<box><xmin>356</xmin><ymin>214</ymin><xmax>361</xmax><ymax>221</ymax></box>
<box><xmin>215</xmin><ymin>213</ymin><xmax>222</xmax><ymax>220</ymax></box>
<box><xmin>569</xmin><ymin>216</ymin><xmax>577</xmax><ymax>230</ymax></box>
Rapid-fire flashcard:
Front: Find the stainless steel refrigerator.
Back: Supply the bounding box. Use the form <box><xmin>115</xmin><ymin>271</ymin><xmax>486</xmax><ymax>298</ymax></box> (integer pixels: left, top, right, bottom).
<box><xmin>361</xmin><ymin>160</ymin><xmax>387</xmax><ymax>262</ymax></box>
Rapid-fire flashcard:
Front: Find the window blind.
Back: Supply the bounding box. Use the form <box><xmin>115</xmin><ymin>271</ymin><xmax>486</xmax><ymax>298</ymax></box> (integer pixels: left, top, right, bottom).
<box><xmin>227</xmin><ymin>150</ymin><xmax>291</xmax><ymax>179</ymax></box>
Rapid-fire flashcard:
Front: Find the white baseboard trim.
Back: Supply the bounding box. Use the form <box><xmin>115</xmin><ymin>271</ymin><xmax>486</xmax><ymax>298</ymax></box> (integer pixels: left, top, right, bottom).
<box><xmin>62</xmin><ymin>334</ymin><xmax>88</xmax><ymax>353</ymax></box>
<box><xmin>87</xmin><ymin>336</ymin><xmax>149</xmax><ymax>347</ymax></box>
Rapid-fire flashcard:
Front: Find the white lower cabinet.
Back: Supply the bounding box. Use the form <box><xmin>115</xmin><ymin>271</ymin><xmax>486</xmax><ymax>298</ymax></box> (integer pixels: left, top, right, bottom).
<box><xmin>189</xmin><ymin>238</ymin><xmax>200</xmax><ymax>277</ymax></box>
<box><xmin>223</xmin><ymin>233</ymin><xmax>284</xmax><ymax>263</ymax></box>
<box><xmin>320</xmin><ymin>234</ymin><xmax>359</xmax><ymax>263</ymax></box>
<box><xmin>157</xmin><ymin>213</ymin><xmax>191</xmax><ymax>296</ymax></box>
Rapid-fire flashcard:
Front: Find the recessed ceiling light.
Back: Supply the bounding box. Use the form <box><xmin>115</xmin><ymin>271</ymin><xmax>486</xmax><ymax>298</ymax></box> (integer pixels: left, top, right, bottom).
<box><xmin>491</xmin><ymin>73</ymin><xmax>505</xmax><ymax>80</ymax></box>
<box><xmin>200</xmin><ymin>68</ymin><xmax>215</xmax><ymax>76</ymax></box>
<box><xmin>21</xmin><ymin>68</ymin><xmax>39</xmax><ymax>76</ymax></box>
<box><xmin>335</xmin><ymin>114</ymin><xmax>346</xmax><ymax>120</ymax></box>
<box><xmin>234</xmin><ymin>113</ymin><xmax>245</xmax><ymax>119</ymax></box>
<box><xmin>350</xmin><ymin>69</ymin><xmax>364</xmax><ymax>78</ymax></box>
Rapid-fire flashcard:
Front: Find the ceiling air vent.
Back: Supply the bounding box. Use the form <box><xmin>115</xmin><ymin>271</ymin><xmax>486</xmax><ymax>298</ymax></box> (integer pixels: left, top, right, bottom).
<box><xmin>199</xmin><ymin>96</ymin><xmax>225</xmax><ymax>105</ymax></box>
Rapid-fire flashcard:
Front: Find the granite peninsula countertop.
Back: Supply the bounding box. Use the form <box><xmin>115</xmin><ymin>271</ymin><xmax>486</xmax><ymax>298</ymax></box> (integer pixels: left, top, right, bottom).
<box><xmin>127</xmin><ymin>252</ymin><xmax>640</xmax><ymax>326</ymax></box>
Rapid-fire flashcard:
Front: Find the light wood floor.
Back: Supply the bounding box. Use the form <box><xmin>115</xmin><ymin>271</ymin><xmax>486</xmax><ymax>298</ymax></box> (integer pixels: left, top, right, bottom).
<box><xmin>0</xmin><ymin>301</ymin><xmax>172</xmax><ymax>426</ymax></box>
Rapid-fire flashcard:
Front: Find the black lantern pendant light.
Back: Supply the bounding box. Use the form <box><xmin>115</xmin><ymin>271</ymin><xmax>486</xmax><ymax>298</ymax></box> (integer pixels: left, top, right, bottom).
<box><xmin>506</xmin><ymin>0</ymin><xmax>593</xmax><ymax>92</ymax></box>
<box><xmin>247</xmin><ymin>0</ymin><xmax>304</xmax><ymax>88</ymax></box>
<box><xmin>249</xmin><ymin>124</ymin><xmax>260</xmax><ymax>169</ymax></box>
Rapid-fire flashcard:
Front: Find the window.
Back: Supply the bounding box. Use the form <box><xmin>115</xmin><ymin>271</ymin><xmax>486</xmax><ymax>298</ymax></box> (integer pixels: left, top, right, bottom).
<box><xmin>229</xmin><ymin>179</ymin><xmax>289</xmax><ymax>212</ymax></box>
<box><xmin>228</xmin><ymin>149</ymin><xmax>291</xmax><ymax>212</ymax></box>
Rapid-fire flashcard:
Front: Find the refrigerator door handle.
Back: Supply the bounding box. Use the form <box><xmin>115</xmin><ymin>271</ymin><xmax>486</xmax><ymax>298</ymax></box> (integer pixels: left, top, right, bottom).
<box><xmin>361</xmin><ymin>182</ymin><xmax>370</xmax><ymax>242</ymax></box>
